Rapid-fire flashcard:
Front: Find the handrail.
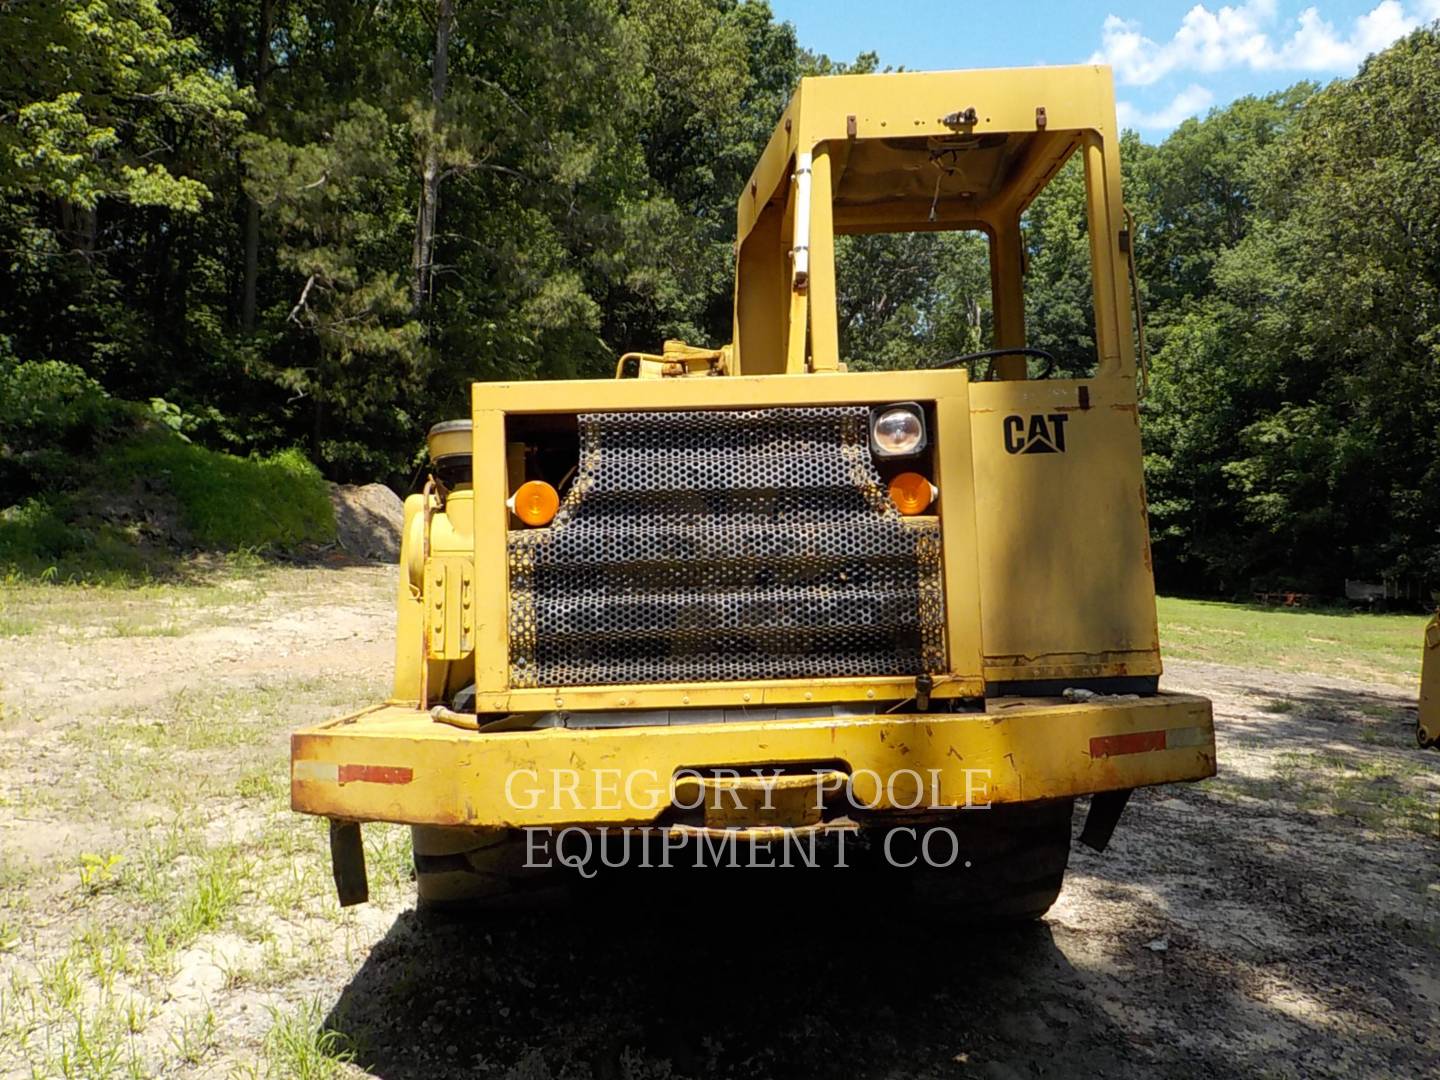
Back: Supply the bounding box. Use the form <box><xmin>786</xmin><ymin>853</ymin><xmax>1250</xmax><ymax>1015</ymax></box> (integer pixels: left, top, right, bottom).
<box><xmin>1123</xmin><ymin>207</ymin><xmax>1151</xmax><ymax>398</ymax></box>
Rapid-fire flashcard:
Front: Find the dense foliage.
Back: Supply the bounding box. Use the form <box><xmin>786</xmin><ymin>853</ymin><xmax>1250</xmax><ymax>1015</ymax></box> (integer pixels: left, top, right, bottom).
<box><xmin>1135</xmin><ymin>35</ymin><xmax>1440</xmax><ymax>595</ymax></box>
<box><xmin>1</xmin><ymin>3</ymin><xmax>1437</xmax><ymax>593</ymax></box>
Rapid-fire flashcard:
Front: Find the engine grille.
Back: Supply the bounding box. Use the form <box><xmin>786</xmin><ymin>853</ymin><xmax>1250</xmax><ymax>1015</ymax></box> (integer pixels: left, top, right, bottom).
<box><xmin>507</xmin><ymin>406</ymin><xmax>945</xmax><ymax>687</ymax></box>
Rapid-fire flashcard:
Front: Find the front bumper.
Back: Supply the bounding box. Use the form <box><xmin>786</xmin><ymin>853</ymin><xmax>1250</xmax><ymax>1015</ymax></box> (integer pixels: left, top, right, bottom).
<box><xmin>291</xmin><ymin>693</ymin><xmax>1215</xmax><ymax>827</ymax></box>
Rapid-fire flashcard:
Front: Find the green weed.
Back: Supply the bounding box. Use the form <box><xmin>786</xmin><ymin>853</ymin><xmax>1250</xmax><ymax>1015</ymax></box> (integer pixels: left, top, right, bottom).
<box><xmin>109</xmin><ymin>617</ymin><xmax>183</xmax><ymax>638</ymax></box>
<box><xmin>0</xmin><ymin>611</ymin><xmax>37</xmax><ymax>635</ymax></box>
<box><xmin>141</xmin><ymin>844</ymin><xmax>248</xmax><ymax>973</ymax></box>
<box><xmin>364</xmin><ymin>823</ymin><xmax>414</xmax><ymax>897</ymax></box>
<box><xmin>260</xmin><ymin>999</ymin><xmax>354</xmax><ymax>1080</ymax></box>
<box><xmin>75</xmin><ymin>923</ymin><xmax>136</xmax><ymax>990</ymax></box>
<box><xmin>236</xmin><ymin>767</ymin><xmax>285</xmax><ymax>802</ymax></box>
<box><xmin>78</xmin><ymin>852</ymin><xmax>124</xmax><ymax>893</ymax></box>
<box><xmin>168</xmin><ymin>1007</ymin><xmax>219</xmax><ymax>1067</ymax></box>
<box><xmin>37</xmin><ymin>955</ymin><xmax>82</xmax><ymax>1015</ymax></box>
<box><xmin>1272</xmin><ymin>750</ymin><xmax>1437</xmax><ymax>838</ymax></box>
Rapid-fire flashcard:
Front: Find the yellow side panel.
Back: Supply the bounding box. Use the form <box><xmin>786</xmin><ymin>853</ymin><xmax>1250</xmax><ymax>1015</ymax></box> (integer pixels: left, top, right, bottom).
<box><xmin>1420</xmin><ymin>614</ymin><xmax>1440</xmax><ymax>747</ymax></box>
<box><xmin>734</xmin><ymin>195</ymin><xmax>789</xmax><ymax>376</ymax></box>
<box><xmin>970</xmin><ymin>376</ymin><xmax>1160</xmax><ymax>682</ymax></box>
<box><xmin>424</xmin><ymin>556</ymin><xmax>474</xmax><ymax>661</ymax></box>
<box><xmin>392</xmin><ymin>494</ymin><xmax>426</xmax><ymax>703</ymax></box>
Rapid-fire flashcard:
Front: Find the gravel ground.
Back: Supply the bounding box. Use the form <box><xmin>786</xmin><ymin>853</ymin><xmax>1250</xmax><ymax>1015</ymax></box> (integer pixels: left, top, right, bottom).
<box><xmin>1</xmin><ymin>564</ymin><xmax>1436</xmax><ymax>1079</ymax></box>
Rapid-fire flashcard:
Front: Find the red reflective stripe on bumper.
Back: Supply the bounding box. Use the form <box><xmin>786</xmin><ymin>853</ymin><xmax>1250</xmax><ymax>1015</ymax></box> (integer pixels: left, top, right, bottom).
<box><xmin>1089</xmin><ymin>730</ymin><xmax>1168</xmax><ymax>758</ymax></box>
<box><xmin>337</xmin><ymin>764</ymin><xmax>414</xmax><ymax>785</ymax></box>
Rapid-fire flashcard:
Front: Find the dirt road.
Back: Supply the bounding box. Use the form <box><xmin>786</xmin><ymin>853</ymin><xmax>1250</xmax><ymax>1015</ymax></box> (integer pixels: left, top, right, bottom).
<box><xmin>1</xmin><ymin>564</ymin><xmax>1436</xmax><ymax>1078</ymax></box>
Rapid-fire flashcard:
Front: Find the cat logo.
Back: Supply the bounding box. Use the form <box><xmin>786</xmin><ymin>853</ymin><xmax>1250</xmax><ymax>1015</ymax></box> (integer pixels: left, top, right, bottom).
<box><xmin>1003</xmin><ymin>413</ymin><xmax>1069</xmax><ymax>455</ymax></box>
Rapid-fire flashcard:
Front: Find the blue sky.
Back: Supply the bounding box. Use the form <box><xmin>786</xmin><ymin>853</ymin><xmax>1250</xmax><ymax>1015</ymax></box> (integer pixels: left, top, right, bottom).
<box><xmin>769</xmin><ymin>0</ymin><xmax>1440</xmax><ymax>136</ymax></box>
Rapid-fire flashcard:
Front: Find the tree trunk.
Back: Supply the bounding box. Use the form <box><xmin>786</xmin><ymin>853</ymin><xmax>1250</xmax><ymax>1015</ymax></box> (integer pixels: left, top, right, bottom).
<box><xmin>241</xmin><ymin>0</ymin><xmax>275</xmax><ymax>332</ymax></box>
<box><xmin>411</xmin><ymin>0</ymin><xmax>454</xmax><ymax>316</ymax></box>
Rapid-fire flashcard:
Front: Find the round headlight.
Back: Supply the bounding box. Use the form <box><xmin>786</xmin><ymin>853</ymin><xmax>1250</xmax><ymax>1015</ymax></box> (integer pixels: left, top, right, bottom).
<box><xmin>872</xmin><ymin>407</ymin><xmax>925</xmax><ymax>457</ymax></box>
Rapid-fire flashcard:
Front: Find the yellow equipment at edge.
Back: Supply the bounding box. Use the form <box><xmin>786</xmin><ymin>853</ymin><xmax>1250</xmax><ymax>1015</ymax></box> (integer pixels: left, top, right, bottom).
<box><xmin>291</xmin><ymin>64</ymin><xmax>1218</xmax><ymax>918</ymax></box>
<box><xmin>1420</xmin><ymin>613</ymin><xmax>1440</xmax><ymax>750</ymax></box>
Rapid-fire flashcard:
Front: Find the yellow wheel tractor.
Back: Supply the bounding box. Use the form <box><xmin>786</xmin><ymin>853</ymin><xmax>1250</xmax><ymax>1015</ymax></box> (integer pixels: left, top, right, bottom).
<box><xmin>292</xmin><ymin>65</ymin><xmax>1216</xmax><ymax>919</ymax></box>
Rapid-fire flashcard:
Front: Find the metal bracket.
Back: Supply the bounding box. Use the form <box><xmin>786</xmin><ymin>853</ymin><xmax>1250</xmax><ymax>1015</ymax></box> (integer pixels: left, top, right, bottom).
<box><xmin>1122</xmin><ymin>207</ymin><xmax>1150</xmax><ymax>397</ymax></box>
<box><xmin>329</xmin><ymin>819</ymin><xmax>369</xmax><ymax>907</ymax></box>
<box><xmin>1079</xmin><ymin>788</ymin><xmax>1133</xmax><ymax>852</ymax></box>
<box><xmin>915</xmin><ymin>673</ymin><xmax>934</xmax><ymax>712</ymax></box>
<box><xmin>791</xmin><ymin>152</ymin><xmax>813</xmax><ymax>291</ymax></box>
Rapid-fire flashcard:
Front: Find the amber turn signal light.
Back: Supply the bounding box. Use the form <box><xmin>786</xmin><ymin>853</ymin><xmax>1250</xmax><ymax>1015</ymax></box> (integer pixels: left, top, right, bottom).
<box><xmin>888</xmin><ymin>472</ymin><xmax>936</xmax><ymax>515</ymax></box>
<box><xmin>510</xmin><ymin>480</ymin><xmax>559</xmax><ymax>526</ymax></box>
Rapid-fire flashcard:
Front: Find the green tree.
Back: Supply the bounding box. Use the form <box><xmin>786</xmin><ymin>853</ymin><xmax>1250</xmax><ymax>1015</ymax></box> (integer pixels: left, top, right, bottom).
<box><xmin>1141</xmin><ymin>27</ymin><xmax>1440</xmax><ymax>592</ymax></box>
<box><xmin>1221</xmin><ymin>27</ymin><xmax>1440</xmax><ymax>586</ymax></box>
<box><xmin>0</xmin><ymin>0</ymin><xmax>244</xmax><ymax>211</ymax></box>
<box><xmin>836</xmin><ymin>231</ymin><xmax>990</xmax><ymax>371</ymax></box>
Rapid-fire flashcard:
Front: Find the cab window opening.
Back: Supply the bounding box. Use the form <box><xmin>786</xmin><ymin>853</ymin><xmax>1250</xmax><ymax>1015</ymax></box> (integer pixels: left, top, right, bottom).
<box><xmin>827</xmin><ymin>150</ymin><xmax>1101</xmax><ymax>380</ymax></box>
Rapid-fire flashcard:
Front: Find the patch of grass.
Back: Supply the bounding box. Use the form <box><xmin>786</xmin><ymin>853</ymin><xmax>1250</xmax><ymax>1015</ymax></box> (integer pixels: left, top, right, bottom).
<box><xmin>0</xmin><ymin>610</ymin><xmax>37</xmax><ymax>636</ymax></box>
<box><xmin>0</xmin><ymin>849</ymin><xmax>31</xmax><ymax>898</ymax></box>
<box><xmin>111</xmin><ymin>437</ymin><xmax>334</xmax><ymax>551</ymax></box>
<box><xmin>0</xmin><ymin>569</ymin><xmax>270</xmax><ymax>648</ymax></box>
<box><xmin>124</xmin><ymin>822</ymin><xmax>204</xmax><ymax>907</ymax></box>
<box><xmin>75</xmin><ymin>922</ymin><xmax>138</xmax><ymax>991</ymax></box>
<box><xmin>142</xmin><ymin>845</ymin><xmax>249</xmax><ymax>973</ymax></box>
<box><xmin>40</xmin><ymin>670</ymin><xmax>379</xmax><ymax>821</ymax></box>
<box><xmin>37</xmin><ymin>955</ymin><xmax>83</xmax><ymax>1015</ymax></box>
<box><xmin>1272</xmin><ymin>750</ymin><xmax>1438</xmax><ymax>838</ymax></box>
<box><xmin>1158</xmin><ymin>596</ymin><xmax>1428</xmax><ymax>683</ymax></box>
<box><xmin>226</xmin><ymin>934</ymin><xmax>320</xmax><ymax>993</ymax></box>
<box><xmin>2</xmin><ymin>936</ymin><xmax>152</xmax><ymax>1079</ymax></box>
<box><xmin>260</xmin><ymin>999</ymin><xmax>354</xmax><ymax>1080</ymax></box>
<box><xmin>168</xmin><ymin>1007</ymin><xmax>219</xmax><ymax>1068</ymax></box>
<box><xmin>261</xmin><ymin>835</ymin><xmax>328</xmax><ymax>917</ymax></box>
<box><xmin>109</xmin><ymin>617</ymin><xmax>183</xmax><ymax>638</ymax></box>
<box><xmin>67</xmin><ymin>680</ymin><xmax>329</xmax><ymax>764</ymax></box>
<box><xmin>2</xmin><ymin>426</ymin><xmax>335</xmax><ymax>583</ymax></box>
<box><xmin>236</xmin><ymin>767</ymin><xmax>286</xmax><ymax>803</ymax></box>
<box><xmin>364</xmin><ymin>824</ymin><xmax>414</xmax><ymax>898</ymax></box>
<box><xmin>0</xmin><ymin>498</ymin><xmax>171</xmax><ymax>582</ymax></box>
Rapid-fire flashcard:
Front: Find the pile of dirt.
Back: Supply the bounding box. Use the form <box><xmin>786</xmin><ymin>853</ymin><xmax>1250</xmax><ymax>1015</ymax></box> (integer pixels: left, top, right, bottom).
<box><xmin>329</xmin><ymin>482</ymin><xmax>405</xmax><ymax>562</ymax></box>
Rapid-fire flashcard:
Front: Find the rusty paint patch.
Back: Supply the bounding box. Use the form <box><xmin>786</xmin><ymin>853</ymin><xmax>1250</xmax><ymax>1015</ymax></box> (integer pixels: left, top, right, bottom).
<box><xmin>1089</xmin><ymin>730</ymin><xmax>1166</xmax><ymax>758</ymax></box>
<box><xmin>338</xmin><ymin>764</ymin><xmax>414</xmax><ymax>785</ymax></box>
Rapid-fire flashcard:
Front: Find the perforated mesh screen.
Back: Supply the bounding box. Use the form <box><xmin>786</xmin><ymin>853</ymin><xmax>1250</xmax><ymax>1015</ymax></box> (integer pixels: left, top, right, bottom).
<box><xmin>507</xmin><ymin>406</ymin><xmax>946</xmax><ymax>687</ymax></box>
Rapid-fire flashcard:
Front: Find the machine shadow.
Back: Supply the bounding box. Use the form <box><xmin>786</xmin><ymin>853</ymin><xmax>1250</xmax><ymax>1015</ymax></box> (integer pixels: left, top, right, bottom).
<box><xmin>323</xmin><ymin>874</ymin><xmax>1128</xmax><ymax>1080</ymax></box>
<box><xmin>1224</xmin><ymin>676</ymin><xmax>1418</xmax><ymax>747</ymax></box>
<box><xmin>319</xmin><ymin>831</ymin><xmax>1436</xmax><ymax>1080</ymax></box>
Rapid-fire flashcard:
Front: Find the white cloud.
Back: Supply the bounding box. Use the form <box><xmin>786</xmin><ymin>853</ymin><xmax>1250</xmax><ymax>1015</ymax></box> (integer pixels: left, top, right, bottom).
<box><xmin>1270</xmin><ymin>2</ymin><xmax>1418</xmax><ymax>68</ymax></box>
<box><xmin>1116</xmin><ymin>84</ymin><xmax>1217</xmax><ymax>129</ymax></box>
<box><xmin>1092</xmin><ymin>1</ymin><xmax>1431</xmax><ymax>86</ymax></box>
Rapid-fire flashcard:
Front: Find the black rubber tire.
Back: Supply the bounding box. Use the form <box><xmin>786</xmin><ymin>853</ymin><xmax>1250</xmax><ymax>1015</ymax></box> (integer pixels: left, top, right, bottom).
<box><xmin>412</xmin><ymin>801</ymin><xmax>1073</xmax><ymax>920</ymax></box>
<box><xmin>868</xmin><ymin>798</ymin><xmax>1074</xmax><ymax>923</ymax></box>
<box><xmin>411</xmin><ymin>826</ymin><xmax>563</xmax><ymax>910</ymax></box>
